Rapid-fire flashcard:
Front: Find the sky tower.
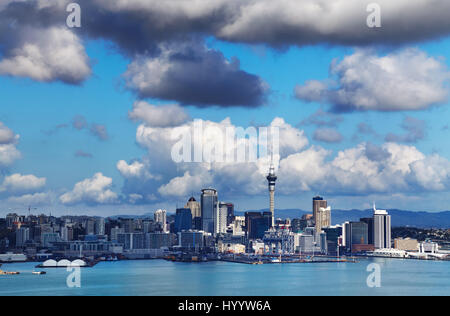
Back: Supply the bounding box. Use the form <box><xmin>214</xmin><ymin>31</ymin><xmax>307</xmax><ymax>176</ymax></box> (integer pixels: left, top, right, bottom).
<box><xmin>266</xmin><ymin>163</ymin><xmax>277</xmax><ymax>227</ymax></box>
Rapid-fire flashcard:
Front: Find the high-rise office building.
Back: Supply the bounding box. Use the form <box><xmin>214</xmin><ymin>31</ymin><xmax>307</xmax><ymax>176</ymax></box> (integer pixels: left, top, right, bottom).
<box><xmin>226</xmin><ymin>203</ymin><xmax>234</xmax><ymax>226</ymax></box>
<box><xmin>360</xmin><ymin>217</ymin><xmax>374</xmax><ymax>245</ymax></box>
<box><xmin>15</xmin><ymin>227</ymin><xmax>30</xmax><ymax>247</ymax></box>
<box><xmin>215</xmin><ymin>202</ymin><xmax>228</xmax><ymax>234</ymax></box>
<box><xmin>245</xmin><ymin>211</ymin><xmax>272</xmax><ymax>239</ymax></box>
<box><xmin>201</xmin><ymin>189</ymin><xmax>218</xmax><ymax>234</ymax></box>
<box><xmin>313</xmin><ymin>196</ymin><xmax>328</xmax><ymax>232</ymax></box>
<box><xmin>345</xmin><ymin>221</ymin><xmax>368</xmax><ymax>252</ymax></box>
<box><xmin>185</xmin><ymin>196</ymin><xmax>201</xmax><ymax>219</ymax></box>
<box><xmin>95</xmin><ymin>218</ymin><xmax>105</xmax><ymax>235</ymax></box>
<box><xmin>154</xmin><ymin>209</ymin><xmax>168</xmax><ymax>233</ymax></box>
<box><xmin>266</xmin><ymin>163</ymin><xmax>277</xmax><ymax>227</ymax></box>
<box><xmin>174</xmin><ymin>208</ymin><xmax>193</xmax><ymax>233</ymax></box>
<box><xmin>317</xmin><ymin>206</ymin><xmax>331</xmax><ymax>230</ymax></box>
<box><xmin>373</xmin><ymin>205</ymin><xmax>391</xmax><ymax>249</ymax></box>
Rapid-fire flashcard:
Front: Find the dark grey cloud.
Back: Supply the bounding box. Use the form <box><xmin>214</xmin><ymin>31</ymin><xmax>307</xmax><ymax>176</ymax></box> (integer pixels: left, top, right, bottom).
<box><xmin>71</xmin><ymin>115</ymin><xmax>109</xmax><ymax>141</ymax></box>
<box><xmin>365</xmin><ymin>142</ymin><xmax>391</xmax><ymax>162</ymax></box>
<box><xmin>3</xmin><ymin>1</ymin><xmax>450</xmax><ymax>108</ymax></box>
<box><xmin>0</xmin><ymin>2</ymin><xmax>90</xmax><ymax>83</ymax></box>
<box><xmin>300</xmin><ymin>109</ymin><xmax>343</xmax><ymax>127</ymax></box>
<box><xmin>385</xmin><ymin>117</ymin><xmax>426</xmax><ymax>143</ymax></box>
<box><xmin>123</xmin><ymin>41</ymin><xmax>267</xmax><ymax>107</ymax></box>
<box><xmin>313</xmin><ymin>128</ymin><xmax>343</xmax><ymax>143</ymax></box>
<box><xmin>60</xmin><ymin>1</ymin><xmax>450</xmax><ymax>49</ymax></box>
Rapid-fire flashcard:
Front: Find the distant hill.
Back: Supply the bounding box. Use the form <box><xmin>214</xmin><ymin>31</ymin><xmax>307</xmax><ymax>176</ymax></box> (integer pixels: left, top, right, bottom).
<box><xmin>239</xmin><ymin>209</ymin><xmax>450</xmax><ymax>229</ymax></box>
<box><xmin>108</xmin><ymin>208</ymin><xmax>450</xmax><ymax>229</ymax></box>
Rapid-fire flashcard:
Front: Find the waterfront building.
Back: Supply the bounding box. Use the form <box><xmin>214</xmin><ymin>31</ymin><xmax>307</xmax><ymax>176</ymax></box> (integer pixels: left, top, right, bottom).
<box><xmin>218</xmin><ymin>242</ymin><xmax>246</xmax><ymax>254</ymax></box>
<box><xmin>178</xmin><ymin>230</ymin><xmax>205</xmax><ymax>251</ymax></box>
<box><xmin>232</xmin><ymin>216</ymin><xmax>245</xmax><ymax>236</ymax></box>
<box><xmin>201</xmin><ymin>189</ymin><xmax>218</xmax><ymax>234</ymax></box>
<box><xmin>174</xmin><ymin>208</ymin><xmax>193</xmax><ymax>233</ymax></box>
<box><xmin>360</xmin><ymin>217</ymin><xmax>374</xmax><ymax>245</ymax></box>
<box><xmin>146</xmin><ymin>232</ymin><xmax>176</xmax><ymax>249</ymax></box>
<box><xmin>394</xmin><ymin>238</ymin><xmax>419</xmax><ymax>251</ymax></box>
<box><xmin>420</xmin><ymin>241</ymin><xmax>439</xmax><ymax>253</ymax></box>
<box><xmin>299</xmin><ymin>235</ymin><xmax>315</xmax><ymax>254</ymax></box>
<box><xmin>319</xmin><ymin>232</ymin><xmax>328</xmax><ymax>254</ymax></box>
<box><xmin>373</xmin><ymin>205</ymin><xmax>391</xmax><ymax>249</ymax></box>
<box><xmin>118</xmin><ymin>233</ymin><xmax>145</xmax><ymax>250</ymax></box>
<box><xmin>263</xmin><ymin>230</ymin><xmax>295</xmax><ymax>254</ymax></box>
<box><xmin>266</xmin><ymin>163</ymin><xmax>277</xmax><ymax>227</ymax></box>
<box><xmin>345</xmin><ymin>221</ymin><xmax>369</xmax><ymax>253</ymax></box>
<box><xmin>245</xmin><ymin>211</ymin><xmax>271</xmax><ymax>239</ymax></box>
<box><xmin>323</xmin><ymin>226</ymin><xmax>343</xmax><ymax>256</ymax></box>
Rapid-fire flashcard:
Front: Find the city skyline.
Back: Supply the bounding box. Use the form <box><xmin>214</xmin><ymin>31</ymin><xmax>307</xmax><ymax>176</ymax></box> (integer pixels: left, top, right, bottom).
<box><xmin>1</xmin><ymin>1</ymin><xmax>450</xmax><ymax>217</ymax></box>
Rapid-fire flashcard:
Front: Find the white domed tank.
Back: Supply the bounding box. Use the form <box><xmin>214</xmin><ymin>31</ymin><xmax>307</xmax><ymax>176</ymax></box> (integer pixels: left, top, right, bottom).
<box><xmin>57</xmin><ymin>259</ymin><xmax>72</xmax><ymax>267</ymax></box>
<box><xmin>42</xmin><ymin>259</ymin><xmax>57</xmax><ymax>267</ymax></box>
<box><xmin>71</xmin><ymin>259</ymin><xmax>86</xmax><ymax>267</ymax></box>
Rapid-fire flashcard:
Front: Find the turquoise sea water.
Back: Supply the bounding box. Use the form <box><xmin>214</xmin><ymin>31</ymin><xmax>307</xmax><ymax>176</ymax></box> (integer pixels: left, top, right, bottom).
<box><xmin>0</xmin><ymin>258</ymin><xmax>449</xmax><ymax>296</ymax></box>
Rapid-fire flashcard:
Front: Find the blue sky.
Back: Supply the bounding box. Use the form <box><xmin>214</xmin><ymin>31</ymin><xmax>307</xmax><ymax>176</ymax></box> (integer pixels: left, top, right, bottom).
<box><xmin>1</xmin><ymin>1</ymin><xmax>450</xmax><ymax>216</ymax></box>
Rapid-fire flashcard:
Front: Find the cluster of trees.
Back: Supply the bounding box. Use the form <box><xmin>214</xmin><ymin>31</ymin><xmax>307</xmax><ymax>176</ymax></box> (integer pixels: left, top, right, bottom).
<box><xmin>392</xmin><ymin>227</ymin><xmax>450</xmax><ymax>242</ymax></box>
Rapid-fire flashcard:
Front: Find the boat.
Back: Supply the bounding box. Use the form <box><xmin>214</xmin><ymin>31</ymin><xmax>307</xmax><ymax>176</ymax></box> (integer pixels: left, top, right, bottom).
<box><xmin>32</xmin><ymin>271</ymin><xmax>46</xmax><ymax>275</ymax></box>
<box><xmin>0</xmin><ymin>270</ymin><xmax>20</xmax><ymax>275</ymax></box>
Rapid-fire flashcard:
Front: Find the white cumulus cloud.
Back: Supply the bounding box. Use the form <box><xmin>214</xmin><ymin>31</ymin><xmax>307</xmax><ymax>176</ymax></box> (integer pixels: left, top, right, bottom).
<box><xmin>60</xmin><ymin>173</ymin><xmax>118</xmax><ymax>205</ymax></box>
<box><xmin>295</xmin><ymin>48</ymin><xmax>450</xmax><ymax>112</ymax></box>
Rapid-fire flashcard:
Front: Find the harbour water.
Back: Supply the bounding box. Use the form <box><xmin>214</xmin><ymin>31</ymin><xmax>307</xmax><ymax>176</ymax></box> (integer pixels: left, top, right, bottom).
<box><xmin>0</xmin><ymin>258</ymin><xmax>448</xmax><ymax>296</ymax></box>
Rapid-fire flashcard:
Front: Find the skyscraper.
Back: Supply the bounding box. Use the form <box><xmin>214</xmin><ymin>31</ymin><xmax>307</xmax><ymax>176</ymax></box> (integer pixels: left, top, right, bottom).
<box><xmin>215</xmin><ymin>202</ymin><xmax>228</xmax><ymax>234</ymax></box>
<box><xmin>15</xmin><ymin>227</ymin><xmax>30</xmax><ymax>247</ymax></box>
<box><xmin>174</xmin><ymin>208</ymin><xmax>193</xmax><ymax>233</ymax></box>
<box><xmin>345</xmin><ymin>221</ymin><xmax>368</xmax><ymax>252</ymax></box>
<box><xmin>201</xmin><ymin>189</ymin><xmax>218</xmax><ymax>234</ymax></box>
<box><xmin>313</xmin><ymin>196</ymin><xmax>328</xmax><ymax>232</ymax></box>
<box><xmin>185</xmin><ymin>196</ymin><xmax>201</xmax><ymax>219</ymax></box>
<box><xmin>266</xmin><ymin>163</ymin><xmax>277</xmax><ymax>227</ymax></box>
<box><xmin>154</xmin><ymin>209</ymin><xmax>168</xmax><ymax>233</ymax></box>
<box><xmin>360</xmin><ymin>217</ymin><xmax>374</xmax><ymax>245</ymax></box>
<box><xmin>245</xmin><ymin>211</ymin><xmax>272</xmax><ymax>239</ymax></box>
<box><xmin>226</xmin><ymin>203</ymin><xmax>235</xmax><ymax>226</ymax></box>
<box><xmin>373</xmin><ymin>204</ymin><xmax>391</xmax><ymax>249</ymax></box>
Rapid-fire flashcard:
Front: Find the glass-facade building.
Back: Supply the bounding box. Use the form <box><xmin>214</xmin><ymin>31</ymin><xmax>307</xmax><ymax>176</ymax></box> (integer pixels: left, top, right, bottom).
<box><xmin>174</xmin><ymin>208</ymin><xmax>192</xmax><ymax>233</ymax></box>
<box><xmin>201</xmin><ymin>189</ymin><xmax>218</xmax><ymax>234</ymax></box>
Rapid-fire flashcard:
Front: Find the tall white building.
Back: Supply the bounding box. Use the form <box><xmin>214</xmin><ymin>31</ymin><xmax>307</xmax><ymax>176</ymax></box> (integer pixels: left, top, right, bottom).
<box><xmin>215</xmin><ymin>202</ymin><xmax>228</xmax><ymax>234</ymax></box>
<box><xmin>154</xmin><ymin>209</ymin><xmax>168</xmax><ymax>233</ymax></box>
<box><xmin>317</xmin><ymin>206</ymin><xmax>332</xmax><ymax>230</ymax></box>
<box><xmin>373</xmin><ymin>204</ymin><xmax>391</xmax><ymax>249</ymax></box>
